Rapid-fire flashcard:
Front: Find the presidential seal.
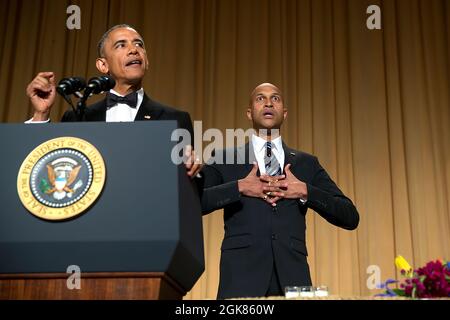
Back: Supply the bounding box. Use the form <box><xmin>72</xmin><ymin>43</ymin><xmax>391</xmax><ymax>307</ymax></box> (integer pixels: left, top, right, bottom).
<box><xmin>17</xmin><ymin>137</ymin><xmax>106</xmax><ymax>220</ymax></box>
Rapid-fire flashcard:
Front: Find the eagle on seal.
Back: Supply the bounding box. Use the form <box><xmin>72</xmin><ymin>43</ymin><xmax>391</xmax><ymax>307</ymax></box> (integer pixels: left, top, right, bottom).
<box><xmin>45</xmin><ymin>164</ymin><xmax>81</xmax><ymax>195</ymax></box>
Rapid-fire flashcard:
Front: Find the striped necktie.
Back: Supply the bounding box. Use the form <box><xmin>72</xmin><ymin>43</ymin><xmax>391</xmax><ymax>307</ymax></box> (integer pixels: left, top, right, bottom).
<box><xmin>264</xmin><ymin>142</ymin><xmax>281</xmax><ymax>176</ymax></box>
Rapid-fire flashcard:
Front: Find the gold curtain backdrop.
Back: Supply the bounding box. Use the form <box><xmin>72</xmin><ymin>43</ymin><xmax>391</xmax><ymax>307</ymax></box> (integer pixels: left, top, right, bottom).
<box><xmin>0</xmin><ymin>0</ymin><xmax>449</xmax><ymax>299</ymax></box>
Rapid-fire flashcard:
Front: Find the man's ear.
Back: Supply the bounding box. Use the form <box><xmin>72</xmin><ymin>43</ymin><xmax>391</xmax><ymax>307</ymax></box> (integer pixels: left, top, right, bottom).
<box><xmin>96</xmin><ymin>57</ymin><xmax>109</xmax><ymax>74</ymax></box>
<box><xmin>246</xmin><ymin>107</ymin><xmax>253</xmax><ymax>121</ymax></box>
<box><xmin>144</xmin><ymin>55</ymin><xmax>149</xmax><ymax>70</ymax></box>
<box><xmin>283</xmin><ymin>108</ymin><xmax>288</xmax><ymax>120</ymax></box>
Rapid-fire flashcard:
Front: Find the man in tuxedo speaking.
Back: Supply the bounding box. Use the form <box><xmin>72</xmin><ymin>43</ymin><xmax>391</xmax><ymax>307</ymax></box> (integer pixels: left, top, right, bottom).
<box><xmin>200</xmin><ymin>83</ymin><xmax>360</xmax><ymax>299</ymax></box>
<box><xmin>25</xmin><ymin>24</ymin><xmax>200</xmax><ymax>176</ymax></box>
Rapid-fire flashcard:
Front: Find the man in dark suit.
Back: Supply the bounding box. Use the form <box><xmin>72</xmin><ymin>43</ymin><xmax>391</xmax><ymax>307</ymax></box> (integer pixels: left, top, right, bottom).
<box><xmin>26</xmin><ymin>24</ymin><xmax>199</xmax><ymax>176</ymax></box>
<box><xmin>200</xmin><ymin>83</ymin><xmax>359</xmax><ymax>299</ymax></box>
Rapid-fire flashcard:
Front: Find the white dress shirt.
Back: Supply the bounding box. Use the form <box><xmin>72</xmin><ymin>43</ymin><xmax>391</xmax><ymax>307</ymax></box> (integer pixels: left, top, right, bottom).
<box><xmin>251</xmin><ymin>134</ymin><xmax>285</xmax><ymax>175</ymax></box>
<box><xmin>252</xmin><ymin>134</ymin><xmax>307</xmax><ymax>204</ymax></box>
<box><xmin>105</xmin><ymin>88</ymin><xmax>144</xmax><ymax>122</ymax></box>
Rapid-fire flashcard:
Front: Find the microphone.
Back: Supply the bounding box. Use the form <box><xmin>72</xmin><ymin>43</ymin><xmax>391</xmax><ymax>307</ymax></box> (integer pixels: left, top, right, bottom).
<box><xmin>84</xmin><ymin>76</ymin><xmax>116</xmax><ymax>96</ymax></box>
<box><xmin>56</xmin><ymin>77</ymin><xmax>86</xmax><ymax>96</ymax></box>
<box><xmin>57</xmin><ymin>77</ymin><xmax>86</xmax><ymax>111</ymax></box>
<box><xmin>76</xmin><ymin>75</ymin><xmax>116</xmax><ymax>121</ymax></box>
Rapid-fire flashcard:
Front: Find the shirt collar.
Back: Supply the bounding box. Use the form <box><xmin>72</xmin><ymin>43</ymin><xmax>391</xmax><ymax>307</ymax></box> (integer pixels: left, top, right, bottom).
<box><xmin>110</xmin><ymin>87</ymin><xmax>144</xmax><ymax>97</ymax></box>
<box><xmin>107</xmin><ymin>88</ymin><xmax>144</xmax><ymax>110</ymax></box>
<box><xmin>251</xmin><ymin>134</ymin><xmax>283</xmax><ymax>153</ymax></box>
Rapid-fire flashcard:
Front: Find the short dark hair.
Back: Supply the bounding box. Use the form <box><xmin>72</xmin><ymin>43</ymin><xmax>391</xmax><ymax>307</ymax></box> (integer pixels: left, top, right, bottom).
<box><xmin>97</xmin><ymin>24</ymin><xmax>140</xmax><ymax>57</ymax></box>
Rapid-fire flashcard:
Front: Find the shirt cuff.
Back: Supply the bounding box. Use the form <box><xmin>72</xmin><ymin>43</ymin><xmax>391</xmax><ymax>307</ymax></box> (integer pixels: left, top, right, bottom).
<box><xmin>24</xmin><ymin>118</ymin><xmax>50</xmax><ymax>123</ymax></box>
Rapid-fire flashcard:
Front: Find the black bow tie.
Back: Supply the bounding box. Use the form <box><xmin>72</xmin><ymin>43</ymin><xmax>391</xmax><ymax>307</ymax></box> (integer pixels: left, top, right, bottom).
<box><xmin>106</xmin><ymin>91</ymin><xmax>138</xmax><ymax>108</ymax></box>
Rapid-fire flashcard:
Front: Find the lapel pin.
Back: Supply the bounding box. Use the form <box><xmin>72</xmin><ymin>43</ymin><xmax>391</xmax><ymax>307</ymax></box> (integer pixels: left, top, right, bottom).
<box><xmin>144</xmin><ymin>115</ymin><xmax>152</xmax><ymax>120</ymax></box>
<box><xmin>290</xmin><ymin>152</ymin><xmax>295</xmax><ymax>156</ymax></box>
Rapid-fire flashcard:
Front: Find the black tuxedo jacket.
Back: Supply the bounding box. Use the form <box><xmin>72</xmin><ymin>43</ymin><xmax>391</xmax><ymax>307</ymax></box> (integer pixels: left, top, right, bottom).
<box><xmin>200</xmin><ymin>142</ymin><xmax>359</xmax><ymax>299</ymax></box>
<box><xmin>61</xmin><ymin>94</ymin><xmax>194</xmax><ymax>138</ymax></box>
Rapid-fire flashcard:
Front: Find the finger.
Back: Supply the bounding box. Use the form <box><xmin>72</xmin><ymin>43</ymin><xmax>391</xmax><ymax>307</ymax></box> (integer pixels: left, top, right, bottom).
<box><xmin>184</xmin><ymin>146</ymin><xmax>194</xmax><ymax>169</ymax></box>
<box><xmin>271</xmin><ymin>196</ymin><xmax>282</xmax><ymax>201</ymax></box>
<box><xmin>47</xmin><ymin>73</ymin><xmax>56</xmax><ymax>86</ymax></box>
<box><xmin>250</xmin><ymin>162</ymin><xmax>258</xmax><ymax>173</ymax></box>
<box><xmin>186</xmin><ymin>167</ymin><xmax>194</xmax><ymax>177</ymax></box>
<box><xmin>36</xmin><ymin>72</ymin><xmax>55</xmax><ymax>80</ymax></box>
<box><xmin>260</xmin><ymin>174</ymin><xmax>285</xmax><ymax>183</ymax></box>
<box><xmin>31</xmin><ymin>80</ymin><xmax>52</xmax><ymax>92</ymax></box>
<box><xmin>29</xmin><ymin>85</ymin><xmax>51</xmax><ymax>98</ymax></box>
<box><xmin>184</xmin><ymin>145</ymin><xmax>193</xmax><ymax>158</ymax></box>
<box><xmin>187</xmin><ymin>162</ymin><xmax>201</xmax><ymax>177</ymax></box>
<box><xmin>266</xmin><ymin>196</ymin><xmax>282</xmax><ymax>206</ymax></box>
<box><xmin>49</xmin><ymin>86</ymin><xmax>56</xmax><ymax>98</ymax></box>
<box><xmin>34</xmin><ymin>75</ymin><xmax>54</xmax><ymax>90</ymax></box>
<box><xmin>263</xmin><ymin>182</ymin><xmax>288</xmax><ymax>190</ymax></box>
<box><xmin>191</xmin><ymin>150</ymin><xmax>202</xmax><ymax>165</ymax></box>
<box><xmin>34</xmin><ymin>77</ymin><xmax>53</xmax><ymax>90</ymax></box>
<box><xmin>263</xmin><ymin>186</ymin><xmax>286</xmax><ymax>193</ymax></box>
<box><xmin>268</xmin><ymin>196</ymin><xmax>282</xmax><ymax>203</ymax></box>
<box><xmin>33</xmin><ymin>77</ymin><xmax>49</xmax><ymax>87</ymax></box>
<box><xmin>192</xmin><ymin>163</ymin><xmax>203</xmax><ymax>177</ymax></box>
<box><xmin>185</xmin><ymin>158</ymin><xmax>193</xmax><ymax>170</ymax></box>
<box><xmin>266</xmin><ymin>191</ymin><xmax>284</xmax><ymax>198</ymax></box>
<box><xmin>194</xmin><ymin>154</ymin><xmax>202</xmax><ymax>164</ymax></box>
<box><xmin>34</xmin><ymin>72</ymin><xmax>55</xmax><ymax>86</ymax></box>
<box><xmin>185</xmin><ymin>164</ymin><xmax>194</xmax><ymax>176</ymax></box>
<box><xmin>34</xmin><ymin>75</ymin><xmax>55</xmax><ymax>89</ymax></box>
<box><xmin>284</xmin><ymin>164</ymin><xmax>292</xmax><ymax>174</ymax></box>
<box><xmin>263</xmin><ymin>186</ymin><xmax>281</xmax><ymax>192</ymax></box>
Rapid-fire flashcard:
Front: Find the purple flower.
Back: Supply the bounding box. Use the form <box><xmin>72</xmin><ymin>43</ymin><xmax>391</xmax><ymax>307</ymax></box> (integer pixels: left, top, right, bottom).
<box><xmin>380</xmin><ymin>258</ymin><xmax>450</xmax><ymax>298</ymax></box>
<box><xmin>410</xmin><ymin>260</ymin><xmax>450</xmax><ymax>298</ymax></box>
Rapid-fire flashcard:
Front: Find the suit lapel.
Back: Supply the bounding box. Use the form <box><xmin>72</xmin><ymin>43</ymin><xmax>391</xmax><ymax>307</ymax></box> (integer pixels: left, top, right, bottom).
<box><xmin>85</xmin><ymin>98</ymin><xmax>107</xmax><ymax>121</ymax></box>
<box><xmin>134</xmin><ymin>94</ymin><xmax>164</xmax><ymax>121</ymax></box>
<box><xmin>283</xmin><ymin>143</ymin><xmax>312</xmax><ymax>183</ymax></box>
<box><xmin>283</xmin><ymin>143</ymin><xmax>298</xmax><ymax>171</ymax></box>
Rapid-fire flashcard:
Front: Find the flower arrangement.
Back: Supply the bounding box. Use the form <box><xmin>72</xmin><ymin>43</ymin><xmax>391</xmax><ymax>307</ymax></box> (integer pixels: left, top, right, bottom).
<box><xmin>378</xmin><ymin>255</ymin><xmax>450</xmax><ymax>298</ymax></box>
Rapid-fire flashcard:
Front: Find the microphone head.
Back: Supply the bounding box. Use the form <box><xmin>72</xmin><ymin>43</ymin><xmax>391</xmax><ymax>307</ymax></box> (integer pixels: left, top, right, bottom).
<box><xmin>72</xmin><ymin>77</ymin><xmax>86</xmax><ymax>91</ymax></box>
<box><xmin>57</xmin><ymin>77</ymin><xmax>86</xmax><ymax>95</ymax></box>
<box><xmin>87</xmin><ymin>75</ymin><xmax>116</xmax><ymax>94</ymax></box>
<box><xmin>99</xmin><ymin>76</ymin><xmax>116</xmax><ymax>92</ymax></box>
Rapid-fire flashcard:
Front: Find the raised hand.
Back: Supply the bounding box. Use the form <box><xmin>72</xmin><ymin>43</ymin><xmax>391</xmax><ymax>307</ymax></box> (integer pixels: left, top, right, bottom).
<box><xmin>260</xmin><ymin>173</ymin><xmax>287</xmax><ymax>205</ymax></box>
<box><xmin>26</xmin><ymin>72</ymin><xmax>56</xmax><ymax>121</ymax></box>
<box><xmin>237</xmin><ymin>163</ymin><xmax>265</xmax><ymax>198</ymax></box>
<box><xmin>238</xmin><ymin>163</ymin><xmax>285</xmax><ymax>206</ymax></box>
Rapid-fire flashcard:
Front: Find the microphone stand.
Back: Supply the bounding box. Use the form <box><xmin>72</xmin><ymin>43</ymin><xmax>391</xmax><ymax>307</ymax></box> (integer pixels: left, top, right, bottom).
<box><xmin>57</xmin><ymin>88</ymin><xmax>78</xmax><ymax>118</ymax></box>
<box><xmin>76</xmin><ymin>96</ymin><xmax>87</xmax><ymax>122</ymax></box>
<box><xmin>76</xmin><ymin>88</ymin><xmax>93</xmax><ymax>122</ymax></box>
<box><xmin>62</xmin><ymin>76</ymin><xmax>115</xmax><ymax>121</ymax></box>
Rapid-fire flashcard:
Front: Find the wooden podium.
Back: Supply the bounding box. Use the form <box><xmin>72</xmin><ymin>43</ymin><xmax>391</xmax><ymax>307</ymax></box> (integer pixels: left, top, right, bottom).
<box><xmin>0</xmin><ymin>122</ymin><xmax>204</xmax><ymax>300</ymax></box>
<box><xmin>0</xmin><ymin>272</ymin><xmax>185</xmax><ymax>300</ymax></box>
